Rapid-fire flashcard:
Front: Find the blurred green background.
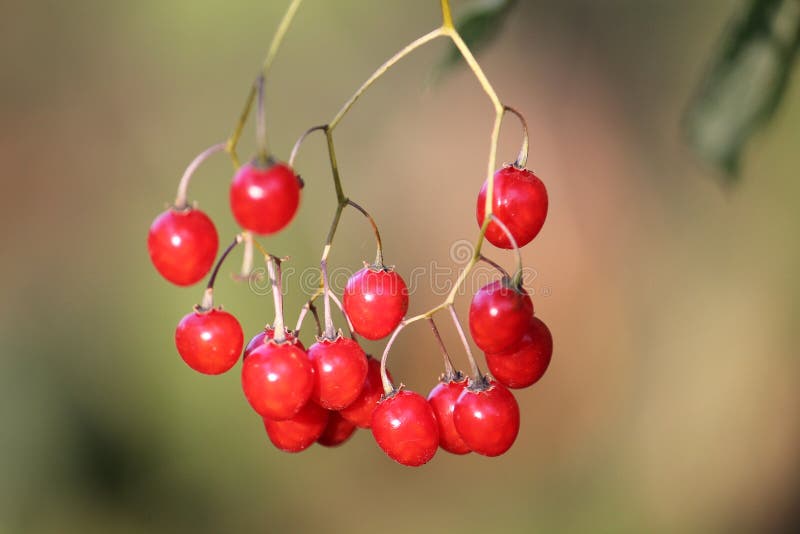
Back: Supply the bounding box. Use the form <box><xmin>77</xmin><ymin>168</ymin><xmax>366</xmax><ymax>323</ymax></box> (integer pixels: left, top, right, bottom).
<box><xmin>2</xmin><ymin>0</ymin><xmax>799</xmax><ymax>532</ymax></box>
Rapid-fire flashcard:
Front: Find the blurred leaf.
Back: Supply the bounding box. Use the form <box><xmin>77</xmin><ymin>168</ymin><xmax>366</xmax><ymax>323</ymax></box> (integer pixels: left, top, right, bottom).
<box><xmin>684</xmin><ymin>0</ymin><xmax>800</xmax><ymax>182</ymax></box>
<box><xmin>438</xmin><ymin>0</ymin><xmax>519</xmax><ymax>75</ymax></box>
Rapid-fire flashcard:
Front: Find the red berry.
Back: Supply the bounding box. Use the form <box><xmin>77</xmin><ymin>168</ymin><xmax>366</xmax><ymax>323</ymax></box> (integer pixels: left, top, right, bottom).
<box><xmin>307</xmin><ymin>336</ymin><xmax>368</xmax><ymax>410</ymax></box>
<box><xmin>175</xmin><ymin>308</ymin><xmax>243</xmax><ymax>375</ymax></box>
<box><xmin>486</xmin><ymin>316</ymin><xmax>552</xmax><ymax>389</ymax></box>
<box><xmin>343</xmin><ymin>267</ymin><xmax>408</xmax><ymax>340</ymax></box>
<box><xmin>244</xmin><ymin>326</ymin><xmax>304</xmax><ymax>359</ymax></box>
<box><xmin>229</xmin><ymin>161</ymin><xmax>300</xmax><ymax>235</ymax></box>
<box><xmin>339</xmin><ymin>356</ymin><xmax>388</xmax><ymax>428</ymax></box>
<box><xmin>371</xmin><ymin>389</ymin><xmax>439</xmax><ymax>467</ymax></box>
<box><xmin>477</xmin><ymin>165</ymin><xmax>548</xmax><ymax>249</ymax></box>
<box><xmin>427</xmin><ymin>378</ymin><xmax>471</xmax><ymax>455</ymax></box>
<box><xmin>241</xmin><ymin>340</ymin><xmax>314</xmax><ymax>420</ymax></box>
<box><xmin>148</xmin><ymin>207</ymin><xmax>218</xmax><ymax>286</ymax></box>
<box><xmin>469</xmin><ymin>280</ymin><xmax>533</xmax><ymax>354</ymax></box>
<box><xmin>317</xmin><ymin>411</ymin><xmax>356</xmax><ymax>447</ymax></box>
<box><xmin>453</xmin><ymin>378</ymin><xmax>520</xmax><ymax>457</ymax></box>
<box><xmin>263</xmin><ymin>401</ymin><xmax>329</xmax><ymax>453</ymax></box>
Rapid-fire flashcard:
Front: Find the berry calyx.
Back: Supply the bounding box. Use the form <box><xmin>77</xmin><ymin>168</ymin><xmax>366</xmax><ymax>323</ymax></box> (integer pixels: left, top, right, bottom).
<box><xmin>477</xmin><ymin>165</ymin><xmax>548</xmax><ymax>249</ymax></box>
<box><xmin>317</xmin><ymin>411</ymin><xmax>356</xmax><ymax>447</ymax></box>
<box><xmin>307</xmin><ymin>336</ymin><xmax>368</xmax><ymax>410</ymax></box>
<box><xmin>453</xmin><ymin>377</ymin><xmax>520</xmax><ymax>457</ymax></box>
<box><xmin>175</xmin><ymin>307</ymin><xmax>243</xmax><ymax>375</ymax></box>
<box><xmin>263</xmin><ymin>401</ymin><xmax>329</xmax><ymax>453</ymax></box>
<box><xmin>485</xmin><ymin>316</ymin><xmax>552</xmax><ymax>389</ymax></box>
<box><xmin>339</xmin><ymin>356</ymin><xmax>388</xmax><ymax>428</ymax></box>
<box><xmin>229</xmin><ymin>161</ymin><xmax>301</xmax><ymax>235</ymax></box>
<box><xmin>371</xmin><ymin>389</ymin><xmax>439</xmax><ymax>467</ymax></box>
<box><xmin>241</xmin><ymin>340</ymin><xmax>314</xmax><ymax>420</ymax></box>
<box><xmin>427</xmin><ymin>376</ymin><xmax>471</xmax><ymax>455</ymax></box>
<box><xmin>148</xmin><ymin>207</ymin><xmax>218</xmax><ymax>286</ymax></box>
<box><xmin>244</xmin><ymin>326</ymin><xmax>304</xmax><ymax>359</ymax></box>
<box><xmin>343</xmin><ymin>266</ymin><xmax>409</xmax><ymax>340</ymax></box>
<box><xmin>469</xmin><ymin>279</ymin><xmax>533</xmax><ymax>354</ymax></box>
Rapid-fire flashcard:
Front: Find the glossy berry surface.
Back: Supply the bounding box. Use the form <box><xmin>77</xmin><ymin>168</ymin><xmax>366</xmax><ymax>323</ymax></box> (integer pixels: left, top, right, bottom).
<box><xmin>371</xmin><ymin>390</ymin><xmax>439</xmax><ymax>467</ymax></box>
<box><xmin>486</xmin><ymin>316</ymin><xmax>553</xmax><ymax>389</ymax></box>
<box><xmin>241</xmin><ymin>340</ymin><xmax>314</xmax><ymax>420</ymax></box>
<box><xmin>175</xmin><ymin>308</ymin><xmax>243</xmax><ymax>375</ymax></box>
<box><xmin>476</xmin><ymin>165</ymin><xmax>548</xmax><ymax>249</ymax></box>
<box><xmin>317</xmin><ymin>411</ymin><xmax>356</xmax><ymax>447</ymax></box>
<box><xmin>229</xmin><ymin>161</ymin><xmax>300</xmax><ymax>235</ymax></box>
<box><xmin>307</xmin><ymin>337</ymin><xmax>368</xmax><ymax>410</ymax></box>
<box><xmin>340</xmin><ymin>356</ymin><xmax>387</xmax><ymax>428</ymax></box>
<box><xmin>343</xmin><ymin>267</ymin><xmax>409</xmax><ymax>340</ymax></box>
<box><xmin>469</xmin><ymin>280</ymin><xmax>533</xmax><ymax>354</ymax></box>
<box><xmin>427</xmin><ymin>378</ymin><xmax>471</xmax><ymax>455</ymax></box>
<box><xmin>263</xmin><ymin>401</ymin><xmax>329</xmax><ymax>453</ymax></box>
<box><xmin>148</xmin><ymin>207</ymin><xmax>218</xmax><ymax>286</ymax></box>
<box><xmin>244</xmin><ymin>327</ymin><xmax>304</xmax><ymax>359</ymax></box>
<box><xmin>454</xmin><ymin>379</ymin><xmax>520</xmax><ymax>457</ymax></box>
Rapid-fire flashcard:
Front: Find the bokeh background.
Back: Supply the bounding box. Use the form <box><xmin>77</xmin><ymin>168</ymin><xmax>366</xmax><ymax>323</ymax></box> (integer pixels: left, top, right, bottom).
<box><xmin>2</xmin><ymin>0</ymin><xmax>799</xmax><ymax>532</ymax></box>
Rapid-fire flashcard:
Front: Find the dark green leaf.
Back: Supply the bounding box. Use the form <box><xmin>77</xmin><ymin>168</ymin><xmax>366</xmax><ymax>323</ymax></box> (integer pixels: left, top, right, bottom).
<box><xmin>684</xmin><ymin>0</ymin><xmax>800</xmax><ymax>182</ymax></box>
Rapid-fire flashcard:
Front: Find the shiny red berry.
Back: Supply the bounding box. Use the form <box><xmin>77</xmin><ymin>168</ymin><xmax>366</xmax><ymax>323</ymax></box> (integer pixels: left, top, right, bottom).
<box><xmin>343</xmin><ymin>267</ymin><xmax>408</xmax><ymax>340</ymax></box>
<box><xmin>243</xmin><ymin>326</ymin><xmax>304</xmax><ymax>359</ymax></box>
<box><xmin>339</xmin><ymin>356</ymin><xmax>388</xmax><ymax>428</ymax></box>
<box><xmin>427</xmin><ymin>378</ymin><xmax>471</xmax><ymax>455</ymax></box>
<box><xmin>371</xmin><ymin>389</ymin><xmax>439</xmax><ymax>467</ymax></box>
<box><xmin>241</xmin><ymin>340</ymin><xmax>314</xmax><ymax>420</ymax></box>
<box><xmin>148</xmin><ymin>207</ymin><xmax>218</xmax><ymax>286</ymax></box>
<box><xmin>175</xmin><ymin>308</ymin><xmax>243</xmax><ymax>375</ymax></box>
<box><xmin>454</xmin><ymin>378</ymin><xmax>520</xmax><ymax>457</ymax></box>
<box><xmin>263</xmin><ymin>401</ymin><xmax>329</xmax><ymax>453</ymax></box>
<box><xmin>229</xmin><ymin>161</ymin><xmax>300</xmax><ymax>235</ymax></box>
<box><xmin>477</xmin><ymin>165</ymin><xmax>548</xmax><ymax>249</ymax></box>
<box><xmin>317</xmin><ymin>411</ymin><xmax>356</xmax><ymax>447</ymax></box>
<box><xmin>307</xmin><ymin>336</ymin><xmax>368</xmax><ymax>410</ymax></box>
<box><xmin>469</xmin><ymin>280</ymin><xmax>533</xmax><ymax>354</ymax></box>
<box><xmin>486</xmin><ymin>316</ymin><xmax>552</xmax><ymax>389</ymax></box>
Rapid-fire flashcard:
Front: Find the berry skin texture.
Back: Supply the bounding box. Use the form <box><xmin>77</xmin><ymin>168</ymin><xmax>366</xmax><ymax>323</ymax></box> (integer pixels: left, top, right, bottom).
<box><xmin>454</xmin><ymin>379</ymin><xmax>520</xmax><ymax>457</ymax></box>
<box><xmin>244</xmin><ymin>327</ymin><xmax>304</xmax><ymax>359</ymax></box>
<box><xmin>241</xmin><ymin>340</ymin><xmax>314</xmax><ymax>420</ymax></box>
<box><xmin>477</xmin><ymin>165</ymin><xmax>548</xmax><ymax>249</ymax></box>
<box><xmin>307</xmin><ymin>337</ymin><xmax>368</xmax><ymax>410</ymax></box>
<box><xmin>148</xmin><ymin>207</ymin><xmax>218</xmax><ymax>286</ymax></box>
<box><xmin>317</xmin><ymin>411</ymin><xmax>357</xmax><ymax>447</ymax></box>
<box><xmin>486</xmin><ymin>316</ymin><xmax>553</xmax><ymax>389</ymax></box>
<box><xmin>427</xmin><ymin>378</ymin><xmax>471</xmax><ymax>455</ymax></box>
<box><xmin>229</xmin><ymin>161</ymin><xmax>300</xmax><ymax>235</ymax></box>
<box><xmin>469</xmin><ymin>280</ymin><xmax>533</xmax><ymax>354</ymax></box>
<box><xmin>343</xmin><ymin>267</ymin><xmax>409</xmax><ymax>340</ymax></box>
<box><xmin>340</xmin><ymin>356</ymin><xmax>388</xmax><ymax>428</ymax></box>
<box><xmin>175</xmin><ymin>308</ymin><xmax>243</xmax><ymax>375</ymax></box>
<box><xmin>263</xmin><ymin>401</ymin><xmax>329</xmax><ymax>453</ymax></box>
<box><xmin>371</xmin><ymin>390</ymin><xmax>439</xmax><ymax>467</ymax></box>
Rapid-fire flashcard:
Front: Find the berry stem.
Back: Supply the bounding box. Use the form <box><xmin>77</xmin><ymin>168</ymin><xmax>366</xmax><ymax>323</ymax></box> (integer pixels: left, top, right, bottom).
<box><xmin>320</xmin><ymin>202</ymin><xmax>345</xmax><ymax>339</ymax></box>
<box><xmin>199</xmin><ymin>234</ymin><xmax>243</xmax><ymax>310</ymax></box>
<box><xmin>427</xmin><ymin>317</ymin><xmax>458</xmax><ymax>381</ymax></box>
<box><xmin>327</xmin><ymin>291</ymin><xmax>357</xmax><ymax>341</ymax></box>
<box><xmin>265</xmin><ymin>255</ymin><xmax>286</xmax><ymax>342</ymax></box>
<box><xmin>255</xmin><ymin>74</ymin><xmax>269</xmax><ymax>164</ymax></box>
<box><xmin>478</xmin><ymin>254</ymin><xmax>510</xmax><ymax>279</ymax></box>
<box><xmin>238</xmin><ymin>232</ymin><xmax>255</xmax><ymax>280</ymax></box>
<box><xmin>288</xmin><ymin>124</ymin><xmax>326</xmax><ymax>168</ymax></box>
<box><xmin>440</xmin><ymin>0</ymin><xmax>454</xmax><ymax>29</ymax></box>
<box><xmin>174</xmin><ymin>142</ymin><xmax>227</xmax><ymax>209</ymax></box>
<box><xmin>447</xmin><ymin>304</ymin><xmax>483</xmax><ymax>381</ymax></box>
<box><xmin>504</xmin><ymin>105</ymin><xmax>529</xmax><ymax>168</ymax></box>
<box><xmin>295</xmin><ymin>287</ymin><xmax>324</xmax><ymax>335</ymax></box>
<box><xmin>346</xmin><ymin>199</ymin><xmax>384</xmax><ymax>267</ymax></box>
<box><xmin>379</xmin><ymin>323</ymin><xmax>406</xmax><ymax>395</ymax></box>
<box><xmin>488</xmin><ymin>214</ymin><xmax>524</xmax><ymax>287</ymax></box>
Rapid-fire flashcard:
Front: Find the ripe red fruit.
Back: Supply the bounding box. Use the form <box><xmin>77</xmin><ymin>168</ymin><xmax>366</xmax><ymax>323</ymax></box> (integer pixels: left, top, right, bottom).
<box><xmin>486</xmin><ymin>316</ymin><xmax>552</xmax><ymax>389</ymax></box>
<box><xmin>317</xmin><ymin>411</ymin><xmax>357</xmax><ymax>447</ymax></box>
<box><xmin>307</xmin><ymin>336</ymin><xmax>368</xmax><ymax>410</ymax></box>
<box><xmin>477</xmin><ymin>165</ymin><xmax>548</xmax><ymax>249</ymax></box>
<box><xmin>343</xmin><ymin>267</ymin><xmax>408</xmax><ymax>340</ymax></box>
<box><xmin>241</xmin><ymin>340</ymin><xmax>314</xmax><ymax>420</ymax></box>
<box><xmin>263</xmin><ymin>401</ymin><xmax>329</xmax><ymax>453</ymax></box>
<box><xmin>469</xmin><ymin>280</ymin><xmax>533</xmax><ymax>354</ymax></box>
<box><xmin>454</xmin><ymin>378</ymin><xmax>520</xmax><ymax>457</ymax></box>
<box><xmin>148</xmin><ymin>207</ymin><xmax>218</xmax><ymax>286</ymax></box>
<box><xmin>175</xmin><ymin>308</ymin><xmax>243</xmax><ymax>375</ymax></box>
<box><xmin>339</xmin><ymin>356</ymin><xmax>387</xmax><ymax>428</ymax></box>
<box><xmin>427</xmin><ymin>378</ymin><xmax>471</xmax><ymax>455</ymax></box>
<box><xmin>229</xmin><ymin>161</ymin><xmax>300</xmax><ymax>235</ymax></box>
<box><xmin>244</xmin><ymin>326</ymin><xmax>304</xmax><ymax>359</ymax></box>
<box><xmin>371</xmin><ymin>389</ymin><xmax>439</xmax><ymax>467</ymax></box>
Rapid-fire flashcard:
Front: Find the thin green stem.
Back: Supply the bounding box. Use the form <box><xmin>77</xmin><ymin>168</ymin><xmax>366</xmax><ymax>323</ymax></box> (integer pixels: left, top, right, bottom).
<box><xmin>488</xmin><ymin>214</ymin><xmax>523</xmax><ymax>286</ymax></box>
<box><xmin>478</xmin><ymin>254</ymin><xmax>510</xmax><ymax>279</ymax></box>
<box><xmin>346</xmin><ymin>199</ymin><xmax>384</xmax><ymax>267</ymax></box>
<box><xmin>174</xmin><ymin>142</ymin><xmax>227</xmax><ymax>208</ymax></box>
<box><xmin>288</xmin><ymin>125</ymin><xmax>326</xmax><ymax>168</ymax></box>
<box><xmin>255</xmin><ymin>74</ymin><xmax>269</xmax><ymax>163</ymax></box>
<box><xmin>504</xmin><ymin>105</ymin><xmax>529</xmax><ymax>168</ymax></box>
<box><xmin>447</xmin><ymin>304</ymin><xmax>482</xmax><ymax>381</ymax></box>
<box><xmin>199</xmin><ymin>234</ymin><xmax>243</xmax><ymax>310</ymax></box>
<box><xmin>266</xmin><ymin>256</ymin><xmax>286</xmax><ymax>342</ymax></box>
<box><xmin>428</xmin><ymin>317</ymin><xmax>458</xmax><ymax>380</ymax></box>
<box><xmin>440</xmin><ymin>0</ymin><xmax>454</xmax><ymax>29</ymax></box>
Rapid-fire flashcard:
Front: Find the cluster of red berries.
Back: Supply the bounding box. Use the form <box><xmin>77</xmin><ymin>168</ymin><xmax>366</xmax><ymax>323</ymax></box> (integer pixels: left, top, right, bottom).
<box><xmin>148</xmin><ymin>153</ymin><xmax>551</xmax><ymax>466</ymax></box>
